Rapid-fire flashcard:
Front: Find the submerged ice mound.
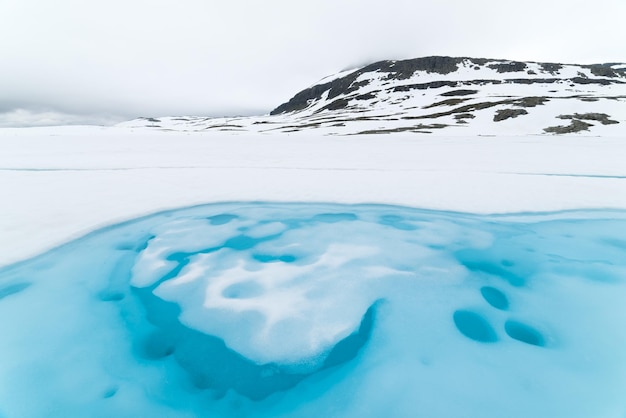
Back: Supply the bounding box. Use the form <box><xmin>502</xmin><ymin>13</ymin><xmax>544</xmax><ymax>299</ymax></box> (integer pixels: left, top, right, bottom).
<box><xmin>131</xmin><ymin>213</ymin><xmax>465</xmax><ymax>367</ymax></box>
<box><xmin>1</xmin><ymin>203</ymin><xmax>626</xmax><ymax>418</ymax></box>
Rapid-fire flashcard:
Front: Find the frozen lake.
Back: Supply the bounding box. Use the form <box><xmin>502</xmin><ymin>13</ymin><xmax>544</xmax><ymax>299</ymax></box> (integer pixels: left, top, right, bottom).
<box><xmin>1</xmin><ymin>202</ymin><xmax>625</xmax><ymax>417</ymax></box>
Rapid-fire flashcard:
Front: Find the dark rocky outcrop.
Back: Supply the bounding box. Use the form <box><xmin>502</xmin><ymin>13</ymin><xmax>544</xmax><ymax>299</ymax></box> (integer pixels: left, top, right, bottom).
<box><xmin>133</xmin><ymin>54</ymin><xmax>625</xmax><ymax>136</ymax></box>
<box><xmin>543</xmin><ymin>112</ymin><xmax>618</xmax><ymax>134</ymax></box>
<box><xmin>454</xmin><ymin>113</ymin><xmax>475</xmax><ymax>124</ymax></box>
<box><xmin>488</xmin><ymin>61</ymin><xmax>527</xmax><ymax>73</ymax></box>
<box><xmin>424</xmin><ymin>98</ymin><xmax>469</xmax><ymax>108</ymax></box>
<box><xmin>356</xmin><ymin>123</ymin><xmax>448</xmax><ymax>135</ymax></box>
<box><xmin>271</xmin><ymin>56</ymin><xmax>497</xmax><ymax>115</ymax></box>
<box><xmin>319</xmin><ymin>98</ymin><xmax>351</xmax><ymax>112</ymax></box>
<box><xmin>515</xmin><ymin>97</ymin><xmax>549</xmax><ymax>107</ymax></box>
<box><xmin>267</xmin><ymin>56</ymin><xmax>625</xmax><ymax>138</ymax></box>
<box><xmin>271</xmin><ymin>58</ymin><xmax>624</xmax><ymax>115</ymax></box>
<box><xmin>405</xmin><ymin>97</ymin><xmax>546</xmax><ymax>121</ymax></box>
<box><xmin>557</xmin><ymin>113</ymin><xmax>619</xmax><ymax>125</ymax></box>
<box><xmin>269</xmin><ymin>76</ymin><xmax>360</xmax><ymax>115</ymax></box>
<box><xmin>392</xmin><ymin>81</ymin><xmax>459</xmax><ymax>93</ymax></box>
<box><xmin>441</xmin><ymin>89</ymin><xmax>478</xmax><ymax>97</ymax></box>
<box><xmin>354</xmin><ymin>92</ymin><xmax>377</xmax><ymax>100</ymax></box>
<box><xmin>494</xmin><ymin>109</ymin><xmax>529</xmax><ymax>122</ymax></box>
<box><xmin>544</xmin><ymin>119</ymin><xmax>594</xmax><ymax>134</ymax></box>
<box><xmin>585</xmin><ymin>65</ymin><xmax>619</xmax><ymax>78</ymax></box>
<box><xmin>539</xmin><ymin>63</ymin><xmax>563</xmax><ymax>74</ymax></box>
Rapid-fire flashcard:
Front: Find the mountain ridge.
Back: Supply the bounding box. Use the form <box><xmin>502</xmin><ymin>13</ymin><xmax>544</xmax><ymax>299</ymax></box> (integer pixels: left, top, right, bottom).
<box><xmin>121</xmin><ymin>56</ymin><xmax>626</xmax><ymax>136</ymax></box>
<box><xmin>270</xmin><ymin>56</ymin><xmax>626</xmax><ymax>115</ymax></box>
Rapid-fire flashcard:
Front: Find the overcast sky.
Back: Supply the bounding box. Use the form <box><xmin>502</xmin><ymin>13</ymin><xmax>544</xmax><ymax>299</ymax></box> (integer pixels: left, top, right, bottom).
<box><xmin>1</xmin><ymin>0</ymin><xmax>625</xmax><ymax>126</ymax></box>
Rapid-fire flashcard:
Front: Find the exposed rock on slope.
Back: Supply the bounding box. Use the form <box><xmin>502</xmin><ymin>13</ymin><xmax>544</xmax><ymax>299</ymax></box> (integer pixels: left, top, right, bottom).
<box><xmin>121</xmin><ymin>56</ymin><xmax>626</xmax><ymax>136</ymax></box>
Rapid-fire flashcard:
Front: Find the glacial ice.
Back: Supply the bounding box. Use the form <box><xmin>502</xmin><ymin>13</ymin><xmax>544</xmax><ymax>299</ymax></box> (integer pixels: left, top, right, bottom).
<box><xmin>1</xmin><ymin>203</ymin><xmax>625</xmax><ymax>417</ymax></box>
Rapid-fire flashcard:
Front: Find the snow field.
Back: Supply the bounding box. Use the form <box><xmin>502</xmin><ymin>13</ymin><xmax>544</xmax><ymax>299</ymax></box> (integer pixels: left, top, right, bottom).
<box><xmin>1</xmin><ymin>127</ymin><xmax>626</xmax><ymax>267</ymax></box>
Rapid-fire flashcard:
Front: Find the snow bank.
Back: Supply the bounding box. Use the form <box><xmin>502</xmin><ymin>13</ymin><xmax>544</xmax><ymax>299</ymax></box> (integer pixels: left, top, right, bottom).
<box><xmin>1</xmin><ymin>126</ymin><xmax>626</xmax><ymax>267</ymax></box>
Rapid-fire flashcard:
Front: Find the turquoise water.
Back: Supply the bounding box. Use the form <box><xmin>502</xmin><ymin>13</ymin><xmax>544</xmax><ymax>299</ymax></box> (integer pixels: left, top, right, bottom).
<box><xmin>1</xmin><ymin>203</ymin><xmax>625</xmax><ymax>417</ymax></box>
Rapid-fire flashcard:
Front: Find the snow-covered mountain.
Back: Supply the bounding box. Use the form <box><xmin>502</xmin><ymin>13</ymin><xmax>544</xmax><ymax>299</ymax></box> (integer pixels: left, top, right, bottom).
<box><xmin>121</xmin><ymin>56</ymin><xmax>626</xmax><ymax>135</ymax></box>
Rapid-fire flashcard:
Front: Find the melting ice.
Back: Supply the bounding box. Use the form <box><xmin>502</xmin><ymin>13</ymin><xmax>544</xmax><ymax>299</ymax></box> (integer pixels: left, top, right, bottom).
<box><xmin>1</xmin><ymin>203</ymin><xmax>626</xmax><ymax>417</ymax></box>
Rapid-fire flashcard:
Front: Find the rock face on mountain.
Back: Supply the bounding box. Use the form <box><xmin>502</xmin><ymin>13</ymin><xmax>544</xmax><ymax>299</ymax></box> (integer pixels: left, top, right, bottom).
<box><xmin>270</xmin><ymin>57</ymin><xmax>625</xmax><ymax>116</ymax></box>
<box><xmin>270</xmin><ymin>57</ymin><xmax>474</xmax><ymax>115</ymax></box>
<box><xmin>123</xmin><ymin>56</ymin><xmax>626</xmax><ymax>136</ymax></box>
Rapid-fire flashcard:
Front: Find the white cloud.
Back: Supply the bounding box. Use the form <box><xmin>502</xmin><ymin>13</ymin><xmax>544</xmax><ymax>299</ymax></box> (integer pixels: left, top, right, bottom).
<box><xmin>1</xmin><ymin>0</ymin><xmax>624</xmax><ymax>126</ymax></box>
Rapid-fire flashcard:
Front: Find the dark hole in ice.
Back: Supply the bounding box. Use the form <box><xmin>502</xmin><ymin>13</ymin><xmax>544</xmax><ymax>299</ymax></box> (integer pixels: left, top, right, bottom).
<box><xmin>456</xmin><ymin>250</ymin><xmax>525</xmax><ymax>286</ymax></box>
<box><xmin>208</xmin><ymin>214</ymin><xmax>238</xmax><ymax>225</ymax></box>
<box><xmin>223</xmin><ymin>235</ymin><xmax>262</xmax><ymax>251</ymax></box>
<box><xmin>143</xmin><ymin>331</ymin><xmax>176</xmax><ymax>359</ymax></box>
<box><xmin>323</xmin><ymin>304</ymin><xmax>376</xmax><ymax>368</ymax></box>
<box><xmin>466</xmin><ymin>260</ymin><xmax>524</xmax><ymax>286</ymax></box>
<box><xmin>453</xmin><ymin>310</ymin><xmax>498</xmax><ymax>343</ymax></box>
<box><xmin>0</xmin><ymin>282</ymin><xmax>32</xmax><ymax>301</ymax></box>
<box><xmin>252</xmin><ymin>254</ymin><xmax>297</xmax><ymax>263</ymax></box>
<box><xmin>312</xmin><ymin>213</ymin><xmax>358</xmax><ymax>223</ymax></box>
<box><xmin>480</xmin><ymin>286</ymin><xmax>509</xmax><ymax>310</ymax></box>
<box><xmin>504</xmin><ymin>320</ymin><xmax>546</xmax><ymax>347</ymax></box>
<box><xmin>115</xmin><ymin>243</ymin><xmax>135</xmax><ymax>251</ymax></box>
<box><xmin>165</xmin><ymin>251</ymin><xmax>190</xmax><ymax>263</ymax></box>
<box><xmin>102</xmin><ymin>387</ymin><xmax>118</xmax><ymax>399</ymax></box>
<box><xmin>501</xmin><ymin>259</ymin><xmax>515</xmax><ymax>267</ymax></box>
<box><xmin>133</xmin><ymin>286</ymin><xmax>377</xmax><ymax>401</ymax></box>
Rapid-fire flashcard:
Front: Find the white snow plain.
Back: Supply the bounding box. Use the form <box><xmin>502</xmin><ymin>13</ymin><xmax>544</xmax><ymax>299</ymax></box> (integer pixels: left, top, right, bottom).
<box><xmin>1</xmin><ymin>125</ymin><xmax>626</xmax><ymax>267</ymax></box>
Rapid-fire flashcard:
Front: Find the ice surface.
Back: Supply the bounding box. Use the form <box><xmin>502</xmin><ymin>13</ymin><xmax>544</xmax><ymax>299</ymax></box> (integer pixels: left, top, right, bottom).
<box><xmin>2</xmin><ymin>128</ymin><xmax>626</xmax><ymax>269</ymax></box>
<box><xmin>1</xmin><ymin>202</ymin><xmax>626</xmax><ymax>417</ymax></box>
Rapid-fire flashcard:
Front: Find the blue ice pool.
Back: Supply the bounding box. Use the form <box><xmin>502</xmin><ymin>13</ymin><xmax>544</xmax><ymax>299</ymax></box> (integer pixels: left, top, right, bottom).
<box><xmin>1</xmin><ymin>203</ymin><xmax>626</xmax><ymax>417</ymax></box>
